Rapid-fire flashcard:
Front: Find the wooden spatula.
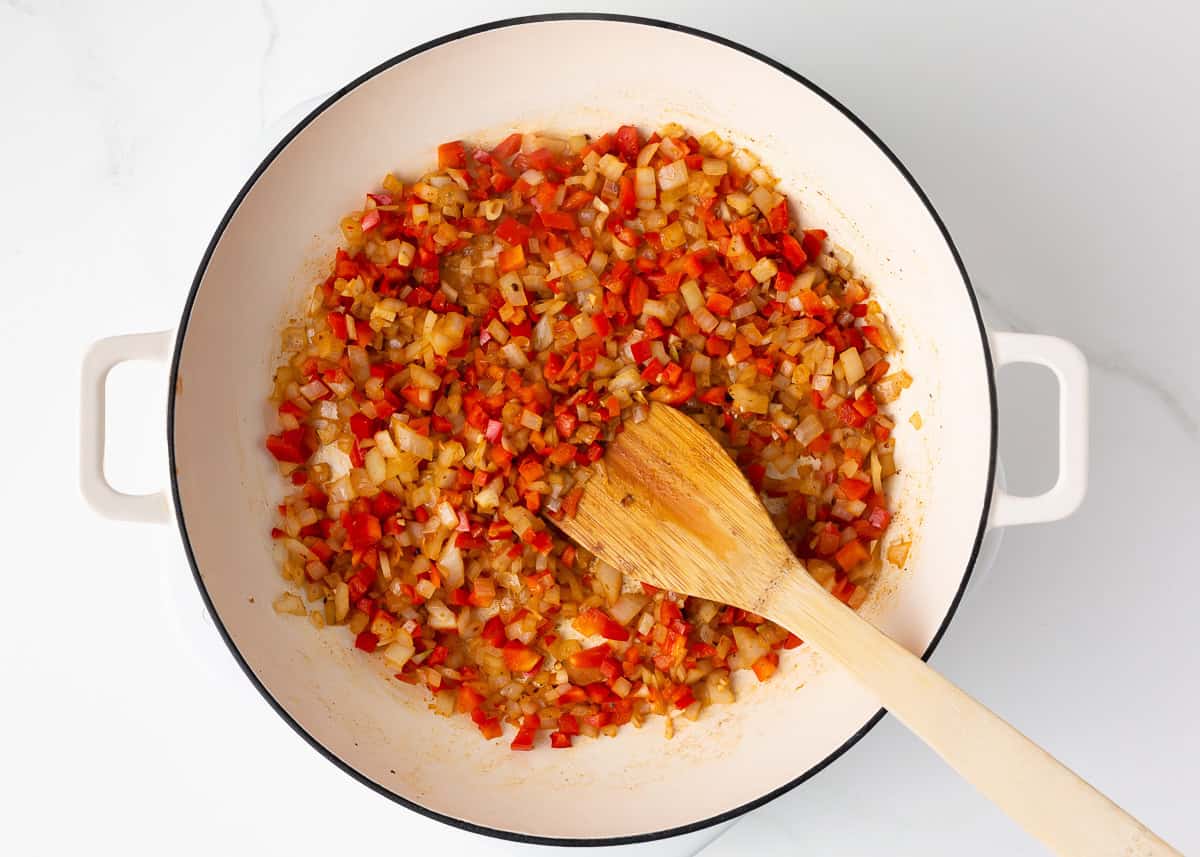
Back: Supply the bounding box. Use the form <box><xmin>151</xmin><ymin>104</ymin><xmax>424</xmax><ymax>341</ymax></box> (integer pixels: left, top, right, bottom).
<box><xmin>557</xmin><ymin>402</ymin><xmax>1178</xmax><ymax>857</ymax></box>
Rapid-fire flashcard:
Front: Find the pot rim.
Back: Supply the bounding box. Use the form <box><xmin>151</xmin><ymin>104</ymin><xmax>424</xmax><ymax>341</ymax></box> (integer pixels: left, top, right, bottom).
<box><xmin>166</xmin><ymin>12</ymin><xmax>998</xmax><ymax>847</ymax></box>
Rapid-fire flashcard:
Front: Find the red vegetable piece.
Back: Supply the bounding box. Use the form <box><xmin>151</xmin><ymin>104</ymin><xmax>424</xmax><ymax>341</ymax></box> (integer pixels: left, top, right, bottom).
<box><xmin>481</xmin><ymin>616</ymin><xmax>506</xmax><ymax>647</ymax></box>
<box><xmin>457</xmin><ymin>684</ymin><xmax>484</xmax><ymax>714</ymax></box>
<box><xmin>510</xmin><ymin>728</ymin><xmax>536</xmax><ymax>751</ymax></box>
<box><xmin>437</xmin><ymin>140</ymin><xmax>466</xmax><ymax>169</ymax></box>
<box><xmin>344</xmin><ymin>512</ymin><xmax>382</xmax><ymax>549</ymax></box>
<box><xmin>349</xmin><ymin>412</ymin><xmax>373</xmax><ymax>440</ymax></box>
<box><xmin>574</xmin><ymin>608</ymin><xmax>630</xmax><ymax>642</ymax></box>
<box><xmin>491</xmin><ymin>133</ymin><xmax>522</xmax><ymax>162</ymax></box>
<box><xmin>801</xmin><ymin>228</ymin><xmax>827</xmax><ymax>261</ymax></box>
<box><xmin>834</xmin><ymin>538</ymin><xmax>871</xmax><ymax>573</ymax></box>
<box><xmin>839</xmin><ymin>477</ymin><xmax>872</xmax><ymax>502</ymax></box>
<box><xmin>265</xmin><ymin>429</ymin><xmax>307</xmax><ymax>464</ymax></box>
<box><xmin>540</xmin><ymin>210</ymin><xmax>576</xmax><ymax>231</ymax></box>
<box><xmin>618</xmin><ymin>175</ymin><xmax>636</xmax><ymax>218</ymax></box>
<box><xmin>476</xmin><ymin>717</ymin><xmax>503</xmax><ymax>740</ymax></box>
<box><xmin>568</xmin><ymin>642</ymin><xmax>612</xmax><ymax>669</ymax></box>
<box><xmin>555</xmin><ymin>410</ymin><xmax>578</xmax><ymax>439</ymax></box>
<box><xmin>354</xmin><ymin>631</ymin><xmax>379</xmax><ymax>653</ymax></box>
<box><xmin>501</xmin><ymin>640</ymin><xmax>542</xmax><ymax>673</ymax></box>
<box><xmin>326</xmin><ymin>312</ymin><xmax>348</xmax><ymax>340</ymax></box>
<box><xmin>495</xmin><ymin>216</ymin><xmax>532</xmax><ymax>247</ymax></box>
<box><xmin>615</xmin><ymin>124</ymin><xmax>641</xmax><ymax>161</ymax></box>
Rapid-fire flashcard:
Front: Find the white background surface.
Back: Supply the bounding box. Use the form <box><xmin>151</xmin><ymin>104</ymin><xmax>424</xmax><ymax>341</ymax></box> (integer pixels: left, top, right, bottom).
<box><xmin>2</xmin><ymin>1</ymin><xmax>1198</xmax><ymax>855</ymax></box>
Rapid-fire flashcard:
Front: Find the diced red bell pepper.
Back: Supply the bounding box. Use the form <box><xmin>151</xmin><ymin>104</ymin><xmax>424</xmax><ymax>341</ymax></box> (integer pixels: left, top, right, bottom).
<box><xmin>618</xmin><ymin>175</ymin><xmax>636</xmax><ymax>217</ymax></box>
<box><xmin>555</xmin><ymin>410</ymin><xmax>578</xmax><ymax>439</ymax></box>
<box><xmin>801</xmin><ymin>228</ymin><xmax>827</xmax><ymax>261</ymax></box>
<box><xmin>834</xmin><ymin>538</ymin><xmax>871</xmax><ymax>573</ymax></box>
<box><xmin>344</xmin><ymin>512</ymin><xmax>382</xmax><ymax>549</ymax></box>
<box><xmin>615</xmin><ymin>124</ymin><xmax>641</xmax><ymax>161</ymax></box>
<box><xmin>476</xmin><ymin>717</ymin><xmax>503</xmax><ymax>740</ymax></box>
<box><xmin>862</xmin><ymin>326</ymin><xmax>889</xmax><ymax>351</ymax></box>
<box><xmin>265</xmin><ymin>429</ymin><xmax>307</xmax><ymax>464</ymax></box>
<box><xmin>469</xmin><ymin>577</ymin><xmax>496</xmax><ymax>608</ymax></box>
<box><xmin>629</xmin><ymin>339</ymin><xmax>652</xmax><ymax>364</ymax></box>
<box><xmin>540</xmin><ymin>210</ymin><xmax>576</xmax><ymax>231</ymax></box>
<box><xmin>852</xmin><ymin>393</ymin><xmax>878</xmax><ymax>418</ymax></box>
<box><xmin>326</xmin><ymin>311</ymin><xmax>348</xmax><ymax>340</ymax></box>
<box><xmin>586</xmin><ymin>683</ymin><xmax>614</xmax><ymax>703</ymax></box>
<box><xmin>518</xmin><ymin>457</ymin><xmax>545</xmax><ymax>483</ymax></box>
<box><xmin>437</xmin><ymin>140</ymin><xmax>466</xmax><ymax>169</ymax></box>
<box><xmin>649</xmin><ymin>370</ymin><xmax>696</xmax><ymax>405</ymax></box>
<box><xmin>561</xmin><ymin>486</ymin><xmax>584</xmax><ymax>520</ymax></box>
<box><xmin>640</xmin><ymin>358</ymin><xmax>665</xmax><ymax>383</ymax></box>
<box><xmin>752</xmin><ymin>652</ymin><xmax>780</xmax><ymax>681</ymax></box>
<box><xmin>498</xmin><ymin>244</ymin><xmax>526</xmax><ymax>273</ymax></box>
<box><xmin>814</xmin><ymin>525</ymin><xmax>842</xmax><ymax>557</ymax></box>
<box><xmin>670</xmin><ymin>686</ymin><xmax>695</xmax><ymax>710</ymax></box>
<box><xmin>491</xmin><ymin>133</ymin><xmax>522</xmax><ymax>162</ymax></box>
<box><xmin>549</xmin><ymin>731</ymin><xmax>572</xmax><ymax>749</ymax></box>
<box><xmin>495</xmin><ymin>216</ymin><xmax>531</xmax><ymax>247</ymax></box>
<box><xmin>573</xmin><ymin>608</ymin><xmax>631</xmax><ymax>642</ymax></box>
<box><xmin>510</xmin><ymin>728</ymin><xmax>536</xmax><ymax>751</ymax></box>
<box><xmin>349</xmin><ymin>412</ymin><xmax>373</xmax><ymax>440</ymax></box>
<box><xmin>481</xmin><ymin>616</ymin><xmax>506</xmax><ymax>647</ymax></box>
<box><xmin>309</xmin><ymin>540</ymin><xmax>333</xmax><ymax>563</ymax></box>
<box><xmin>706</xmin><ymin>293</ymin><xmax>734</xmax><ymax>316</ymax></box>
<box><xmin>354</xmin><ymin>631</ymin><xmax>379</xmax><ymax>653</ymax></box>
<box><xmin>457</xmin><ymin>684</ymin><xmax>484</xmax><ymax>714</ymax></box>
<box><xmin>839</xmin><ymin>477</ymin><xmax>872</xmax><ymax>502</ymax></box>
<box><xmin>767</xmin><ymin>200</ymin><xmax>790</xmax><ymax>233</ymax></box>
<box><xmin>808</xmin><ymin>432</ymin><xmax>832</xmax><ymax>454</ymax></box>
<box><xmin>501</xmin><ymin>640</ymin><xmax>542</xmax><ymax>673</ymax></box>
<box><xmin>629</xmin><ymin>277</ymin><xmax>648</xmax><ymax>316</ymax></box>
<box><xmin>836</xmin><ymin>400</ymin><xmax>868</xmax><ymax>428</ymax></box>
<box><xmin>419</xmin><ymin>641</ymin><xmax>448</xmax><ymax>666</ymax></box>
<box><xmin>568</xmin><ymin>642</ymin><xmax>612</xmax><ymax>669</ymax></box>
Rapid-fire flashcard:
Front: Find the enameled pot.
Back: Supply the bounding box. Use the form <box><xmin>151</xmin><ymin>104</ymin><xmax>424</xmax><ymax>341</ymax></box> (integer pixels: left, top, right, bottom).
<box><xmin>79</xmin><ymin>15</ymin><xmax>1088</xmax><ymax>846</ymax></box>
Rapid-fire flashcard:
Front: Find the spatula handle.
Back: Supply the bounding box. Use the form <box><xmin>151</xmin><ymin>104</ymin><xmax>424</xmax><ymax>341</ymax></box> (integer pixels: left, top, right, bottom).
<box><xmin>767</xmin><ymin>566</ymin><xmax>1180</xmax><ymax>857</ymax></box>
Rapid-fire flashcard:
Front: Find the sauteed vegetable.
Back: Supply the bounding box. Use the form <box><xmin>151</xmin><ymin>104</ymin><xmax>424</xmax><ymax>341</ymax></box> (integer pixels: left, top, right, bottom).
<box><xmin>266</xmin><ymin>124</ymin><xmax>910</xmax><ymax>749</ymax></box>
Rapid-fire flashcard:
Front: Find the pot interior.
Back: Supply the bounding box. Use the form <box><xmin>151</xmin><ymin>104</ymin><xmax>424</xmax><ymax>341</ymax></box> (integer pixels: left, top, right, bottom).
<box><xmin>172</xmin><ymin>17</ymin><xmax>992</xmax><ymax>841</ymax></box>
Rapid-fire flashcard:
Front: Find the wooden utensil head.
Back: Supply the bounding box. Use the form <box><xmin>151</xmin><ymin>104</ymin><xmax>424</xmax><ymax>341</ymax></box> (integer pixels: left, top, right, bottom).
<box><xmin>556</xmin><ymin>402</ymin><xmax>803</xmax><ymax>614</ymax></box>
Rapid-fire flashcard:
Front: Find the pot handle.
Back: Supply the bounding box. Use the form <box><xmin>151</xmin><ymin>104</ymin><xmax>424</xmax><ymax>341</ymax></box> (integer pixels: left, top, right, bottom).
<box><xmin>80</xmin><ymin>331</ymin><xmax>173</xmax><ymax>524</ymax></box>
<box><xmin>989</xmin><ymin>332</ymin><xmax>1088</xmax><ymax>528</ymax></box>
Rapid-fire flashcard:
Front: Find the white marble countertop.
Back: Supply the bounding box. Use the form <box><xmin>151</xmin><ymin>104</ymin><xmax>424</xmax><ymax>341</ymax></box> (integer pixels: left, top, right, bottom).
<box><xmin>3</xmin><ymin>1</ymin><xmax>1198</xmax><ymax>855</ymax></box>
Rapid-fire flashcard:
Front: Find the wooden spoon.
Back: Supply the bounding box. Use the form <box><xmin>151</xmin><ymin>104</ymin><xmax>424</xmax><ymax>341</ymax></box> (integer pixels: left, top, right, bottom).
<box><xmin>557</xmin><ymin>402</ymin><xmax>1178</xmax><ymax>857</ymax></box>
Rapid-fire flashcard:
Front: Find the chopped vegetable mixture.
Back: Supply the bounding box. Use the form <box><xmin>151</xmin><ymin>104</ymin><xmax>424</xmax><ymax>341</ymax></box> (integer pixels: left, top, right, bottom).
<box><xmin>267</xmin><ymin>124</ymin><xmax>911</xmax><ymax>750</ymax></box>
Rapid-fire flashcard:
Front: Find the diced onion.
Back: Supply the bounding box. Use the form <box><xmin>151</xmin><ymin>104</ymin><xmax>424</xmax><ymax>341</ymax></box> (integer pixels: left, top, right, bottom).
<box><xmin>839</xmin><ymin>347</ymin><xmax>866</xmax><ymax>386</ymax></box>
<box><xmin>635</xmin><ymin>167</ymin><xmax>657</xmax><ymax>200</ymax></box>
<box><xmin>392</xmin><ymin>421</ymin><xmax>434</xmax><ymax>460</ymax></box>
<box><xmin>657</xmin><ymin>159</ymin><xmax>689</xmax><ymax>192</ymax></box>
<box><xmin>610</xmin><ymin>593</ymin><xmax>649</xmax><ymax>625</ymax></box>
<box><xmin>501</xmin><ymin>342</ymin><xmax>529</xmax><ymax>369</ymax></box>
